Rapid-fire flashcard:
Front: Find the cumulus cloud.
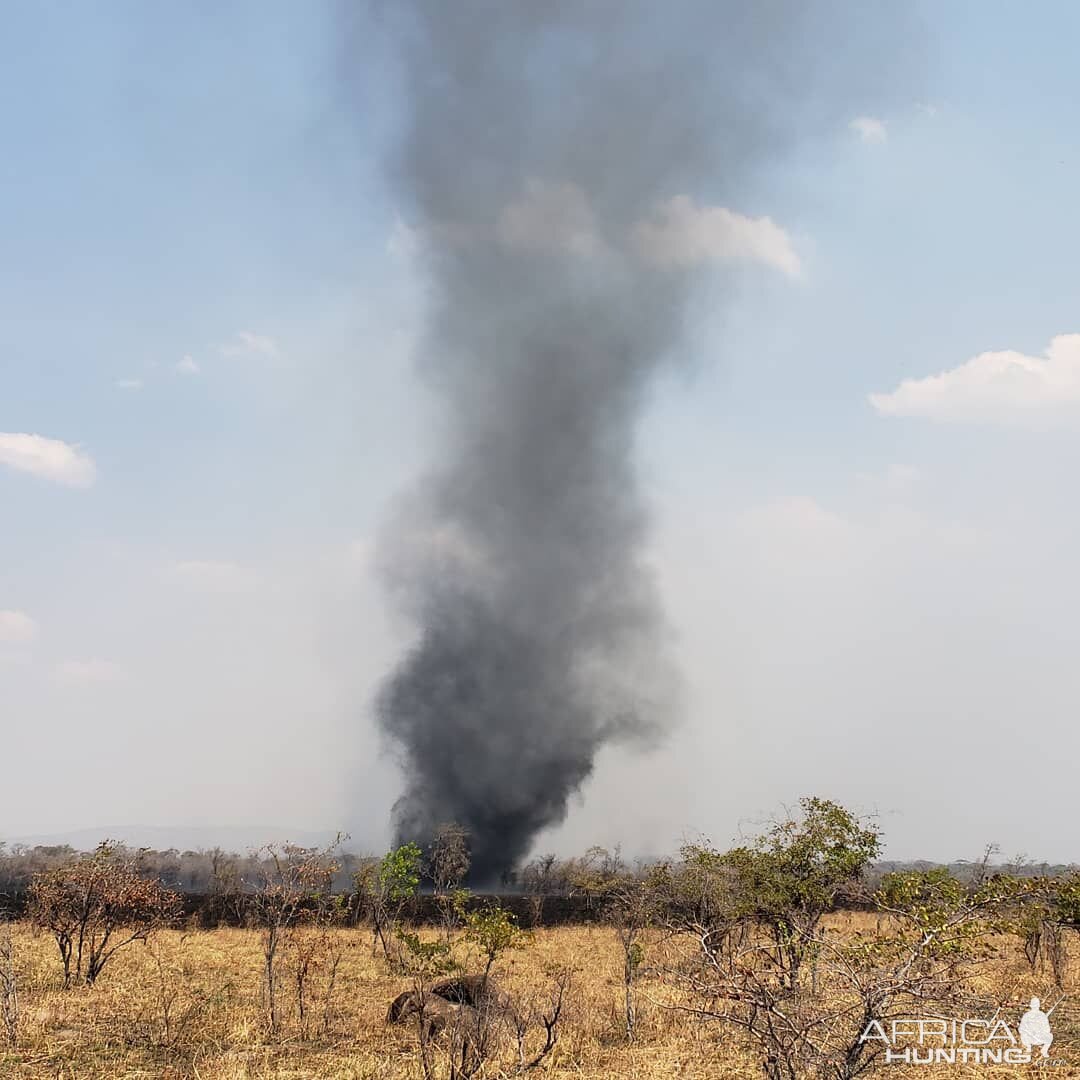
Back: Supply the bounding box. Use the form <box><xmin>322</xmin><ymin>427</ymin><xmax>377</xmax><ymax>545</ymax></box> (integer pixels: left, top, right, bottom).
<box><xmin>219</xmin><ymin>331</ymin><xmax>279</xmax><ymax>359</ymax></box>
<box><xmin>55</xmin><ymin>659</ymin><xmax>126</xmax><ymax>685</ymax></box>
<box><xmin>175</xmin><ymin>355</ymin><xmax>200</xmax><ymax>376</ymax></box>
<box><xmin>631</xmin><ymin>195</ymin><xmax>801</xmax><ymax>276</ymax></box>
<box><xmin>850</xmin><ymin>115</ymin><xmax>887</xmax><ymax>143</ymax></box>
<box><xmin>0</xmin><ymin>610</ymin><xmax>38</xmax><ymax>644</ymax></box>
<box><xmin>497</xmin><ymin>180</ymin><xmax>600</xmax><ymax>257</ymax></box>
<box><xmin>168</xmin><ymin>560</ymin><xmax>258</xmax><ymax>592</ymax></box>
<box><xmin>0</xmin><ymin>433</ymin><xmax>97</xmax><ymax>488</ymax></box>
<box><xmin>870</xmin><ymin>334</ymin><xmax>1080</xmax><ymax>424</ymax></box>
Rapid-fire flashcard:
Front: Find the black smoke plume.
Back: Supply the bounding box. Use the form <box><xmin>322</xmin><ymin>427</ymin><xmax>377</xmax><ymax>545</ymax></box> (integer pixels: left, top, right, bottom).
<box><xmin>369</xmin><ymin>2</ymin><xmax>917</xmax><ymax>882</ymax></box>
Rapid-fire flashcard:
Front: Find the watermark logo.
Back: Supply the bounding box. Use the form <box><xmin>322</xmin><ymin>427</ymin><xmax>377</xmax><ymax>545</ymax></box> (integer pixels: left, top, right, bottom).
<box><xmin>1021</xmin><ymin>997</ymin><xmax>1055</xmax><ymax>1058</ymax></box>
<box><xmin>860</xmin><ymin>996</ymin><xmax>1065</xmax><ymax>1066</ymax></box>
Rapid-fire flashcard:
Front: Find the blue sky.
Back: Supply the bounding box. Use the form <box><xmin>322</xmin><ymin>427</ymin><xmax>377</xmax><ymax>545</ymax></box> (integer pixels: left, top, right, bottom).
<box><xmin>3</xmin><ymin>3</ymin><xmax>1080</xmax><ymax>860</ymax></box>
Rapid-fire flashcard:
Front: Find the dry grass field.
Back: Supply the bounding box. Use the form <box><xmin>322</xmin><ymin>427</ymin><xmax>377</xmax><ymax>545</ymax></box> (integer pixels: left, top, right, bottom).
<box><xmin>1</xmin><ymin>913</ymin><xmax>1079</xmax><ymax>1079</ymax></box>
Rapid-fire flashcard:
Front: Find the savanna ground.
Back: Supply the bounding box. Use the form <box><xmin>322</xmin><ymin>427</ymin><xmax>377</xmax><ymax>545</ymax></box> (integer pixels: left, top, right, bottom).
<box><xmin>2</xmin><ymin>914</ymin><xmax>1080</xmax><ymax>1080</ymax></box>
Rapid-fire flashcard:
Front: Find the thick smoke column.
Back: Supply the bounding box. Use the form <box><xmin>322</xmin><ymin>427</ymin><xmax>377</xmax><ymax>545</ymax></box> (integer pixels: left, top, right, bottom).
<box><xmin>372</xmin><ymin>2</ymin><xmax>913</xmax><ymax>881</ymax></box>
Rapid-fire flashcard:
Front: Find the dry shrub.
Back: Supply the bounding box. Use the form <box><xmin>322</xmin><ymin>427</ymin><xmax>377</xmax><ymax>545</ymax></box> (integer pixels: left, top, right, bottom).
<box><xmin>27</xmin><ymin>843</ymin><xmax>180</xmax><ymax>988</ymax></box>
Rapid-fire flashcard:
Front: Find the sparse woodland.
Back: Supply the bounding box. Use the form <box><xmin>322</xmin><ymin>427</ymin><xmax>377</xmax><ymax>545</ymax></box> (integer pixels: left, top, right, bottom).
<box><xmin>1</xmin><ymin>800</ymin><xmax>1079</xmax><ymax>1078</ymax></box>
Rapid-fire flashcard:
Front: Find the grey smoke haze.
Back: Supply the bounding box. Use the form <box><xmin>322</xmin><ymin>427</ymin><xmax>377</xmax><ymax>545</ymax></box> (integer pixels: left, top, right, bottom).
<box><xmin>372</xmin><ymin>2</ymin><xmax>915</xmax><ymax>881</ymax></box>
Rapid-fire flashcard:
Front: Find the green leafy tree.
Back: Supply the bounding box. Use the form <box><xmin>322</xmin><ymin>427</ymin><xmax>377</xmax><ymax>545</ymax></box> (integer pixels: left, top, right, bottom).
<box><xmin>655</xmin><ymin>807</ymin><xmax>1056</xmax><ymax>1080</ymax></box>
<box><xmin>684</xmin><ymin>797</ymin><xmax>882</xmax><ymax>990</ymax></box>
<box><xmin>356</xmin><ymin>842</ymin><xmax>423</xmax><ymax>965</ymax></box>
<box><xmin>462</xmin><ymin>899</ymin><xmax>526</xmax><ymax>980</ymax></box>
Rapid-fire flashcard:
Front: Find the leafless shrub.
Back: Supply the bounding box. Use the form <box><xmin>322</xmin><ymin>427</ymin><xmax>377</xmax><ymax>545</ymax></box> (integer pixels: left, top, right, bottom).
<box><xmin>0</xmin><ymin>924</ymin><xmax>17</xmax><ymax>1047</ymax></box>
<box><xmin>608</xmin><ymin>881</ymin><xmax>654</xmax><ymax>1042</ymax></box>
<box><xmin>429</xmin><ymin>824</ymin><xmax>471</xmax><ymax>942</ymax></box>
<box><xmin>27</xmin><ymin>842</ymin><xmax>180</xmax><ymax>988</ymax></box>
<box><xmin>246</xmin><ymin>839</ymin><xmax>342</xmax><ymax>1034</ymax></box>
<box><xmin>521</xmin><ymin>853</ymin><xmax>559</xmax><ymax>927</ymax></box>
<box><xmin>142</xmin><ymin>932</ymin><xmax>214</xmax><ymax>1050</ymax></box>
<box><xmin>509</xmin><ymin>966</ymin><xmax>571</xmax><ymax>1073</ymax></box>
<box><xmin>288</xmin><ymin>922</ymin><xmax>347</xmax><ymax>1036</ymax></box>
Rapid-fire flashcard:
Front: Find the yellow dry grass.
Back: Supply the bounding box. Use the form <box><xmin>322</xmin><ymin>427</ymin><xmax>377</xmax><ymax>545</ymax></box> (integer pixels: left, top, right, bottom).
<box><xmin>1</xmin><ymin>913</ymin><xmax>1078</xmax><ymax>1078</ymax></box>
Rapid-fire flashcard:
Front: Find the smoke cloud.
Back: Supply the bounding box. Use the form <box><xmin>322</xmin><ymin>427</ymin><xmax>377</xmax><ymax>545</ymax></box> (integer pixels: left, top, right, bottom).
<box><xmin>368</xmin><ymin>1</ymin><xmax>915</xmax><ymax>881</ymax></box>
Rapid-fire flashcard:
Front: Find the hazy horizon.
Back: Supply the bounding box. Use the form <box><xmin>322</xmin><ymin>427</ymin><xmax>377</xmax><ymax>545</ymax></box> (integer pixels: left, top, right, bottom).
<box><xmin>4</xmin><ymin>820</ymin><xmax>1074</xmax><ymax>871</ymax></box>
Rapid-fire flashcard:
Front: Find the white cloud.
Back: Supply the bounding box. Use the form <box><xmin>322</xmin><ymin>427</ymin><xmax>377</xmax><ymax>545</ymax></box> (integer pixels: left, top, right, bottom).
<box><xmin>850</xmin><ymin>115</ymin><xmax>887</xmax><ymax>144</ymax></box>
<box><xmin>115</xmin><ymin>378</ymin><xmax>143</xmax><ymax>391</ymax></box>
<box><xmin>219</xmin><ymin>331</ymin><xmax>279</xmax><ymax>359</ymax></box>
<box><xmin>631</xmin><ymin>195</ymin><xmax>801</xmax><ymax>277</ymax></box>
<box><xmin>916</xmin><ymin>102</ymin><xmax>939</xmax><ymax>118</ymax></box>
<box><xmin>55</xmin><ymin>659</ymin><xmax>126</xmax><ymax>685</ymax></box>
<box><xmin>870</xmin><ymin>334</ymin><xmax>1080</xmax><ymax>424</ymax></box>
<box><xmin>169</xmin><ymin>560</ymin><xmax>258</xmax><ymax>592</ymax></box>
<box><xmin>0</xmin><ymin>610</ymin><xmax>38</xmax><ymax>644</ymax></box>
<box><xmin>497</xmin><ymin>180</ymin><xmax>600</xmax><ymax>257</ymax></box>
<box><xmin>175</xmin><ymin>355</ymin><xmax>200</xmax><ymax>376</ymax></box>
<box><xmin>0</xmin><ymin>433</ymin><xmax>97</xmax><ymax>488</ymax></box>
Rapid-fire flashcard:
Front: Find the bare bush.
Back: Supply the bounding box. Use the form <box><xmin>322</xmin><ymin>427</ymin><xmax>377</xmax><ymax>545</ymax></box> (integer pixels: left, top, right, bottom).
<box><xmin>521</xmin><ymin>853</ymin><xmax>559</xmax><ymax>926</ymax></box>
<box><xmin>0</xmin><ymin>924</ymin><xmax>17</xmax><ymax>1047</ymax></box>
<box><xmin>288</xmin><ymin>922</ymin><xmax>347</xmax><ymax>1036</ymax></box>
<box><xmin>246</xmin><ymin>840</ymin><xmax>342</xmax><ymax>1034</ymax></box>
<box><xmin>509</xmin><ymin>966</ymin><xmax>571</xmax><ymax>1073</ymax></box>
<box><xmin>27</xmin><ymin>842</ymin><xmax>180</xmax><ymax>988</ymax></box>
<box><xmin>429</xmin><ymin>824</ymin><xmax>471</xmax><ymax>942</ymax></box>
<box><xmin>607</xmin><ymin>881</ymin><xmax>654</xmax><ymax>1042</ymax></box>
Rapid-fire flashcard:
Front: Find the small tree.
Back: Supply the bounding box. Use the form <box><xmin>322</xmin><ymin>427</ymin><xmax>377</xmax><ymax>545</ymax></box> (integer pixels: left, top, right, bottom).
<box><xmin>567</xmin><ymin>845</ymin><xmax>625</xmax><ymax>911</ymax></box>
<box><xmin>246</xmin><ymin>841</ymin><xmax>340</xmax><ymax>1033</ymax></box>
<box><xmin>463</xmin><ymin>899</ymin><xmax>526</xmax><ymax>981</ymax></box>
<box><xmin>27</xmin><ymin>842</ymin><xmax>180</xmax><ymax>987</ymax></box>
<box><xmin>608</xmin><ymin>880</ymin><xmax>654</xmax><ymax>1041</ymax></box>
<box><xmin>521</xmin><ymin>854</ymin><xmax>559</xmax><ymax>926</ymax></box>
<box><xmin>207</xmin><ymin>846</ymin><xmax>246</xmax><ymax>927</ymax></box>
<box><xmin>1016</xmin><ymin>869</ymin><xmax>1080</xmax><ymax>986</ymax></box>
<box><xmin>725</xmin><ymin>797</ymin><xmax>881</xmax><ymax>990</ymax></box>
<box><xmin>0</xmin><ymin>924</ymin><xmax>17</xmax><ymax>1047</ymax></box>
<box><xmin>654</xmin><ymin>803</ymin><xmax>1053</xmax><ymax>1080</ymax></box>
<box><xmin>395</xmin><ymin>915</ymin><xmax>465</xmax><ymax>1080</ymax></box>
<box><xmin>356</xmin><ymin>842</ymin><xmax>423</xmax><ymax>966</ymax></box>
<box><xmin>430</xmin><ymin>824</ymin><xmax>471</xmax><ymax>941</ymax></box>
